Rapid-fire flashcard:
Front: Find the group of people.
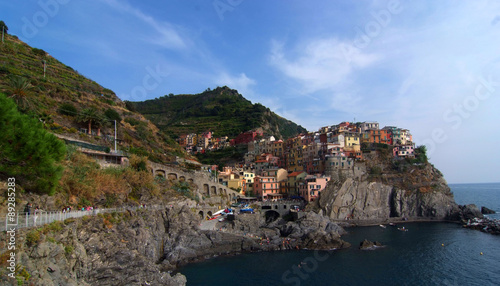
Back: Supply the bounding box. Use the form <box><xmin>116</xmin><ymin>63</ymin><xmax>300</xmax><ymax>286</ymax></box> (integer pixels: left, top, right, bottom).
<box><xmin>24</xmin><ymin>203</ymin><xmax>40</xmax><ymax>215</ymax></box>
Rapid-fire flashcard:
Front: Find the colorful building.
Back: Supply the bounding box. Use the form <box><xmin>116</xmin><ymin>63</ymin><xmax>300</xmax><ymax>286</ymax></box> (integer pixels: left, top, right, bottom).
<box><xmin>298</xmin><ymin>175</ymin><xmax>330</xmax><ymax>202</ymax></box>
<box><xmin>253</xmin><ymin>176</ymin><xmax>279</xmax><ymax>200</ymax></box>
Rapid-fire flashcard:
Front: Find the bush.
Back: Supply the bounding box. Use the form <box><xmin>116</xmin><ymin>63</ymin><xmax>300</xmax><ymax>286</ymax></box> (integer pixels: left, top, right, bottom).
<box><xmin>124</xmin><ymin>117</ymin><xmax>141</xmax><ymax>126</ymax></box>
<box><xmin>64</xmin><ymin>245</ymin><xmax>73</xmax><ymax>255</ymax></box>
<box><xmin>31</xmin><ymin>47</ymin><xmax>46</xmax><ymax>57</ymax></box>
<box><xmin>58</xmin><ymin>103</ymin><xmax>78</xmax><ymax>116</ymax></box>
<box><xmin>104</xmin><ymin>108</ymin><xmax>121</xmax><ymax>121</ymax></box>
<box><xmin>26</xmin><ymin>229</ymin><xmax>41</xmax><ymax>247</ymax></box>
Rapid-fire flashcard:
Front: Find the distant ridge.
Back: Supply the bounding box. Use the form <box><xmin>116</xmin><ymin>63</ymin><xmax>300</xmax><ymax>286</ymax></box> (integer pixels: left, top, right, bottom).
<box><xmin>129</xmin><ymin>86</ymin><xmax>307</xmax><ymax>139</ymax></box>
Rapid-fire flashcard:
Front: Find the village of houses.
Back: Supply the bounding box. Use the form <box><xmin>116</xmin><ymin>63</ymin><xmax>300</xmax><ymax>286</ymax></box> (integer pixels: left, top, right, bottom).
<box><xmin>177</xmin><ymin>122</ymin><xmax>415</xmax><ymax>203</ymax></box>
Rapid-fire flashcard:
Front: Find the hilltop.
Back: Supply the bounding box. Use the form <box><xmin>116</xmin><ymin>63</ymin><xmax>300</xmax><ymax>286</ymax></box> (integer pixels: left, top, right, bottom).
<box><xmin>128</xmin><ymin>86</ymin><xmax>307</xmax><ymax>139</ymax></box>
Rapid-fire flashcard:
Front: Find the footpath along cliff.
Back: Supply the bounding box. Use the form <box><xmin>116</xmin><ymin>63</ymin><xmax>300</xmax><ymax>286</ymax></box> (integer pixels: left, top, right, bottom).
<box><xmin>314</xmin><ymin>149</ymin><xmax>481</xmax><ymax>224</ymax></box>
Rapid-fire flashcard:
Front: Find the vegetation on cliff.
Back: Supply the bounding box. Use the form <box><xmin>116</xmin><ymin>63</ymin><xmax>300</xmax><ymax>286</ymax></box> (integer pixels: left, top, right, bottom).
<box><xmin>128</xmin><ymin>86</ymin><xmax>307</xmax><ymax>139</ymax></box>
<box><xmin>0</xmin><ymin>31</ymin><xmax>184</xmax><ymax>163</ymax></box>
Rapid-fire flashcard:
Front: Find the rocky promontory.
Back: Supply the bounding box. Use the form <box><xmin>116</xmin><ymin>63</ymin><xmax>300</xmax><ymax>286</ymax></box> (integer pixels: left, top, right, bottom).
<box><xmin>315</xmin><ymin>154</ymin><xmax>480</xmax><ymax>225</ymax></box>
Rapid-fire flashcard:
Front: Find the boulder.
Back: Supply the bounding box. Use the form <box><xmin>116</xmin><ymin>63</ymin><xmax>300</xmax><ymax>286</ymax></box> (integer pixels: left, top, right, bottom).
<box><xmin>481</xmin><ymin>206</ymin><xmax>496</xmax><ymax>214</ymax></box>
<box><xmin>359</xmin><ymin>239</ymin><xmax>383</xmax><ymax>250</ymax></box>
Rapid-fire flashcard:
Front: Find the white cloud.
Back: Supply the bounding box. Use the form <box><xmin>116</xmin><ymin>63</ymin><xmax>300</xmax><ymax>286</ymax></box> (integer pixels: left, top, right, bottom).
<box><xmin>102</xmin><ymin>0</ymin><xmax>186</xmax><ymax>50</ymax></box>
<box><xmin>269</xmin><ymin>38</ymin><xmax>378</xmax><ymax>93</ymax></box>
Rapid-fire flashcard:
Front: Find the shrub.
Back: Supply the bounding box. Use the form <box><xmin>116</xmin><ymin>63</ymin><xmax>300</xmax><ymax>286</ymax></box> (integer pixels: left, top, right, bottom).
<box><xmin>124</xmin><ymin>117</ymin><xmax>140</xmax><ymax>126</ymax></box>
<box><xmin>31</xmin><ymin>47</ymin><xmax>46</xmax><ymax>57</ymax></box>
<box><xmin>58</xmin><ymin>103</ymin><xmax>78</xmax><ymax>116</ymax></box>
<box><xmin>26</xmin><ymin>229</ymin><xmax>41</xmax><ymax>247</ymax></box>
<box><xmin>64</xmin><ymin>245</ymin><xmax>73</xmax><ymax>255</ymax></box>
<box><xmin>104</xmin><ymin>108</ymin><xmax>121</xmax><ymax>121</ymax></box>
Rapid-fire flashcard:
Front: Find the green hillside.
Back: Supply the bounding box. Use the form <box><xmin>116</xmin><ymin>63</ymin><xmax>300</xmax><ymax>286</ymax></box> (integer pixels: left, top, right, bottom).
<box><xmin>129</xmin><ymin>86</ymin><xmax>307</xmax><ymax>139</ymax></box>
<box><xmin>0</xmin><ymin>32</ymin><xmax>184</xmax><ymax>163</ymax></box>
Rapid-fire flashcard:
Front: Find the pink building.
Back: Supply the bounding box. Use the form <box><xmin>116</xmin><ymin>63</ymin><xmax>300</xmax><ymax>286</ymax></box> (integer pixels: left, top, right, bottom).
<box><xmin>393</xmin><ymin>144</ymin><xmax>415</xmax><ymax>158</ymax></box>
<box><xmin>298</xmin><ymin>176</ymin><xmax>330</xmax><ymax>202</ymax></box>
<box><xmin>253</xmin><ymin>176</ymin><xmax>279</xmax><ymax>200</ymax></box>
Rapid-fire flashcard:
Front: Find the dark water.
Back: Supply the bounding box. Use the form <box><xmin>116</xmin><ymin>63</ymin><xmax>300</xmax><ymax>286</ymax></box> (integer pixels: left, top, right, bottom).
<box><xmin>180</xmin><ymin>183</ymin><xmax>500</xmax><ymax>286</ymax></box>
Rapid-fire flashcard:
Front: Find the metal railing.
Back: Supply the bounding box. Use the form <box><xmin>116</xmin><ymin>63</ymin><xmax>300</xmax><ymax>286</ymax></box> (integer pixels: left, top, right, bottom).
<box><xmin>1</xmin><ymin>205</ymin><xmax>168</xmax><ymax>232</ymax></box>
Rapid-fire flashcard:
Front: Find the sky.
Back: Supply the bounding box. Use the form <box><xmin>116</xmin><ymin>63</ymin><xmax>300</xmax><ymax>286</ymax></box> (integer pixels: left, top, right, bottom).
<box><xmin>1</xmin><ymin>0</ymin><xmax>499</xmax><ymax>184</ymax></box>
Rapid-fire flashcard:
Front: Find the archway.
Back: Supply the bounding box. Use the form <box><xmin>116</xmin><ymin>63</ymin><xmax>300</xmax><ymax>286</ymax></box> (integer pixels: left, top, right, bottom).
<box><xmin>168</xmin><ymin>173</ymin><xmax>178</xmax><ymax>180</ymax></box>
<box><xmin>155</xmin><ymin>170</ymin><xmax>166</xmax><ymax>177</ymax></box>
<box><xmin>211</xmin><ymin>186</ymin><xmax>217</xmax><ymax>196</ymax></box>
<box><xmin>198</xmin><ymin>211</ymin><xmax>204</xmax><ymax>219</ymax></box>
<box><xmin>203</xmin><ymin>184</ymin><xmax>209</xmax><ymax>196</ymax></box>
<box><xmin>265</xmin><ymin>210</ymin><xmax>280</xmax><ymax>223</ymax></box>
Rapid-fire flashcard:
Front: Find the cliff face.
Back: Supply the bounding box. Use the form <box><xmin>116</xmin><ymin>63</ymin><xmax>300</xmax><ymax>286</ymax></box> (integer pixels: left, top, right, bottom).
<box><xmin>318</xmin><ymin>178</ymin><xmax>457</xmax><ymax>222</ymax></box>
<box><xmin>317</xmin><ymin>160</ymin><xmax>475</xmax><ymax>224</ymax></box>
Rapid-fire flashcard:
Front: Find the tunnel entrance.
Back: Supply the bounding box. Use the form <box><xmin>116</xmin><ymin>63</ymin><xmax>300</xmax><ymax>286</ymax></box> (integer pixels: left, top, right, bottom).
<box><xmin>265</xmin><ymin>210</ymin><xmax>280</xmax><ymax>223</ymax></box>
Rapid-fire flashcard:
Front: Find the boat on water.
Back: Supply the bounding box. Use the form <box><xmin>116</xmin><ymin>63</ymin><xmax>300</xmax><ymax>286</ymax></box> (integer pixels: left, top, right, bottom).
<box><xmin>398</xmin><ymin>227</ymin><xmax>408</xmax><ymax>232</ymax></box>
<box><xmin>379</xmin><ymin>224</ymin><xmax>387</xmax><ymax>229</ymax></box>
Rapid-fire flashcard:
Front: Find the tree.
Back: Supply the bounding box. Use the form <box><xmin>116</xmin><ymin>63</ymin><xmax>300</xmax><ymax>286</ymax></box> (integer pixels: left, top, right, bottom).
<box><xmin>0</xmin><ymin>20</ymin><xmax>7</xmax><ymax>35</ymax></box>
<box><xmin>77</xmin><ymin>107</ymin><xmax>100</xmax><ymax>135</ymax></box>
<box><xmin>1</xmin><ymin>76</ymin><xmax>34</xmax><ymax>111</ymax></box>
<box><xmin>413</xmin><ymin>145</ymin><xmax>428</xmax><ymax>164</ymax></box>
<box><xmin>0</xmin><ymin>93</ymin><xmax>66</xmax><ymax>195</ymax></box>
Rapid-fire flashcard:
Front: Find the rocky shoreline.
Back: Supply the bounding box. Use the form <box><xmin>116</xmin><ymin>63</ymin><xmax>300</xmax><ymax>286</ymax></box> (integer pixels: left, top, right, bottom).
<box><xmin>463</xmin><ymin>217</ymin><xmax>500</xmax><ymax>235</ymax></box>
<box><xmin>0</xmin><ymin>205</ymin><xmax>350</xmax><ymax>286</ymax></box>
<box><xmin>1</xmin><ymin>200</ymin><xmax>490</xmax><ymax>286</ymax></box>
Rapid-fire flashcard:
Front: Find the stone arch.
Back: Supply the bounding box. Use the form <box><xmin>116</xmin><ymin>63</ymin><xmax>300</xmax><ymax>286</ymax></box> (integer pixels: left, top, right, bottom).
<box><xmin>188</xmin><ymin>178</ymin><xmax>194</xmax><ymax>184</ymax></box>
<box><xmin>262</xmin><ymin>205</ymin><xmax>272</xmax><ymax>210</ymax></box>
<box><xmin>207</xmin><ymin>211</ymin><xmax>213</xmax><ymax>217</ymax></box>
<box><xmin>168</xmin><ymin>173</ymin><xmax>178</xmax><ymax>180</ymax></box>
<box><xmin>274</xmin><ymin>205</ymin><xmax>279</xmax><ymax>210</ymax></box>
<box><xmin>179</xmin><ymin>176</ymin><xmax>186</xmax><ymax>182</ymax></box>
<box><xmin>198</xmin><ymin>211</ymin><xmax>204</xmax><ymax>219</ymax></box>
<box><xmin>211</xmin><ymin>186</ymin><xmax>217</xmax><ymax>196</ymax></box>
<box><xmin>203</xmin><ymin>184</ymin><xmax>209</xmax><ymax>196</ymax></box>
<box><xmin>155</xmin><ymin>169</ymin><xmax>166</xmax><ymax>177</ymax></box>
<box><xmin>283</xmin><ymin>205</ymin><xmax>287</xmax><ymax>209</ymax></box>
<box><xmin>265</xmin><ymin>210</ymin><xmax>280</xmax><ymax>223</ymax></box>
<box><xmin>219</xmin><ymin>188</ymin><xmax>223</xmax><ymax>195</ymax></box>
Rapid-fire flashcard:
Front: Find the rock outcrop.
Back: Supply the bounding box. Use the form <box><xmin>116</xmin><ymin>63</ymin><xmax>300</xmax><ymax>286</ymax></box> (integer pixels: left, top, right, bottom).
<box><xmin>481</xmin><ymin>206</ymin><xmax>496</xmax><ymax>214</ymax></box>
<box><xmin>317</xmin><ymin>162</ymin><xmax>476</xmax><ymax>224</ymax></box>
<box><xmin>317</xmin><ymin>177</ymin><xmax>458</xmax><ymax>223</ymax></box>
<box><xmin>359</xmin><ymin>239</ymin><xmax>383</xmax><ymax>250</ymax></box>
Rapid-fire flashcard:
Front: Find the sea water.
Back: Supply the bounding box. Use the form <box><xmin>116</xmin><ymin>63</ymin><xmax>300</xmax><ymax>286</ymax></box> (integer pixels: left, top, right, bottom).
<box><xmin>180</xmin><ymin>183</ymin><xmax>500</xmax><ymax>286</ymax></box>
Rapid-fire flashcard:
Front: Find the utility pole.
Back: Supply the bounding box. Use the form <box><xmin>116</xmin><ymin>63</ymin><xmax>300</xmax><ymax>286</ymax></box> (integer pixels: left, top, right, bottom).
<box><xmin>114</xmin><ymin>120</ymin><xmax>117</xmax><ymax>153</ymax></box>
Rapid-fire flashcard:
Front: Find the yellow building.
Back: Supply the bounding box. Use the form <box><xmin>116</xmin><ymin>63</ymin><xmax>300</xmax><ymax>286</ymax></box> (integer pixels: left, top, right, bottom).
<box><xmin>343</xmin><ymin>131</ymin><xmax>360</xmax><ymax>147</ymax></box>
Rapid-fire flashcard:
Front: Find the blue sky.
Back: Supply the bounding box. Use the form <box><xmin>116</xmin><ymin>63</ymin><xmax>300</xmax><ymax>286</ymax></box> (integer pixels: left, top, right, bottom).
<box><xmin>2</xmin><ymin>0</ymin><xmax>500</xmax><ymax>184</ymax></box>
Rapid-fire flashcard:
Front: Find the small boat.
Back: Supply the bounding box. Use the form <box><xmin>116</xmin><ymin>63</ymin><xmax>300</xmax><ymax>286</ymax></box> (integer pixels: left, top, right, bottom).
<box><xmin>398</xmin><ymin>227</ymin><xmax>408</xmax><ymax>232</ymax></box>
<box><xmin>379</xmin><ymin>224</ymin><xmax>386</xmax><ymax>229</ymax></box>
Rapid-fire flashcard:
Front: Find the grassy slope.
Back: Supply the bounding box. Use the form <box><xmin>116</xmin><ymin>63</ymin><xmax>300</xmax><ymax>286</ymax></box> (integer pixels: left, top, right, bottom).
<box><xmin>0</xmin><ymin>33</ymin><xmax>184</xmax><ymax>162</ymax></box>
